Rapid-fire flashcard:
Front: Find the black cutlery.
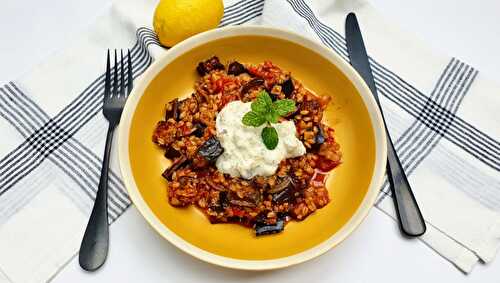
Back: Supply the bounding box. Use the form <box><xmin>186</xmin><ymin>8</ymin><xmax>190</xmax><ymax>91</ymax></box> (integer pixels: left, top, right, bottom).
<box><xmin>79</xmin><ymin>49</ymin><xmax>133</xmax><ymax>271</ymax></box>
<box><xmin>345</xmin><ymin>13</ymin><xmax>426</xmax><ymax>237</ymax></box>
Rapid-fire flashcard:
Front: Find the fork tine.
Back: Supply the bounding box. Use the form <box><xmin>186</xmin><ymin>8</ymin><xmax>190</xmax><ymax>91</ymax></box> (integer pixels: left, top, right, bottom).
<box><xmin>103</xmin><ymin>50</ymin><xmax>111</xmax><ymax>102</ymax></box>
<box><xmin>120</xmin><ymin>50</ymin><xmax>125</xmax><ymax>97</ymax></box>
<box><xmin>113</xmin><ymin>49</ymin><xmax>118</xmax><ymax>97</ymax></box>
<box><xmin>127</xmin><ymin>49</ymin><xmax>133</xmax><ymax>93</ymax></box>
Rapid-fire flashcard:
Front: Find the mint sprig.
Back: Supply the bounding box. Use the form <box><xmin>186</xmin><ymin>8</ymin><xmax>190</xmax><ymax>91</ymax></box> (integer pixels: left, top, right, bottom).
<box><xmin>241</xmin><ymin>91</ymin><xmax>296</xmax><ymax>150</ymax></box>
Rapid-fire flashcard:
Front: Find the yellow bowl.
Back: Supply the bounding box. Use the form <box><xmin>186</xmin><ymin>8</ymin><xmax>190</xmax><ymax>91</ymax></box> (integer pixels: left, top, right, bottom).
<box><xmin>118</xmin><ymin>26</ymin><xmax>387</xmax><ymax>270</ymax></box>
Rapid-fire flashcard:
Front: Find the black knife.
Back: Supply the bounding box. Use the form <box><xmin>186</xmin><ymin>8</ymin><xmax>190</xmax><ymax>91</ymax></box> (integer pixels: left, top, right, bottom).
<box><xmin>345</xmin><ymin>12</ymin><xmax>426</xmax><ymax>237</ymax></box>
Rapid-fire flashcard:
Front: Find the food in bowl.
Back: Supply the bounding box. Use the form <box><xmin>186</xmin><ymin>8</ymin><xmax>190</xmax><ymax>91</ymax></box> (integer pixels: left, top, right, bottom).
<box><xmin>152</xmin><ymin>56</ymin><xmax>342</xmax><ymax>236</ymax></box>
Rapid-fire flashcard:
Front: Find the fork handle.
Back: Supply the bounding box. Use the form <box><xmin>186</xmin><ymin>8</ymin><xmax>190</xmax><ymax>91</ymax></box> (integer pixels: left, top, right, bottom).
<box><xmin>385</xmin><ymin>132</ymin><xmax>426</xmax><ymax>237</ymax></box>
<box><xmin>79</xmin><ymin>123</ymin><xmax>115</xmax><ymax>271</ymax></box>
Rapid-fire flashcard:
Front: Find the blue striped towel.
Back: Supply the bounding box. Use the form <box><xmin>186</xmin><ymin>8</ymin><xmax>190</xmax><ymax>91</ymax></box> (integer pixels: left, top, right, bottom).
<box><xmin>0</xmin><ymin>0</ymin><xmax>498</xmax><ymax>282</ymax></box>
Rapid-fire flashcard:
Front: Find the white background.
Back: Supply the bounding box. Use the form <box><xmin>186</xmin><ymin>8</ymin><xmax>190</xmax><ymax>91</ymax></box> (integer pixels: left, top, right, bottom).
<box><xmin>1</xmin><ymin>0</ymin><xmax>500</xmax><ymax>282</ymax></box>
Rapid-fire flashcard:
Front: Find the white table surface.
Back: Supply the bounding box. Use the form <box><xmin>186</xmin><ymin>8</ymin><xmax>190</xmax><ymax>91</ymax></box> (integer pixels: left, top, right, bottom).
<box><xmin>1</xmin><ymin>0</ymin><xmax>500</xmax><ymax>282</ymax></box>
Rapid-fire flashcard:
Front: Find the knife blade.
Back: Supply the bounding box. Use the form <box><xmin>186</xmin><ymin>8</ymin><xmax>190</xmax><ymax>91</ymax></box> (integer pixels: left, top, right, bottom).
<box><xmin>345</xmin><ymin>12</ymin><xmax>426</xmax><ymax>237</ymax></box>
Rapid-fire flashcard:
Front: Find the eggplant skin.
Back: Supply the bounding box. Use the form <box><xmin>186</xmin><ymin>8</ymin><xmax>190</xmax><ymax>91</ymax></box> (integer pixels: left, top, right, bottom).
<box><xmin>198</xmin><ymin>137</ymin><xmax>224</xmax><ymax>162</ymax></box>
<box><xmin>227</xmin><ymin>61</ymin><xmax>247</xmax><ymax>75</ymax></box>
<box><xmin>315</xmin><ymin>125</ymin><xmax>326</xmax><ymax>145</ymax></box>
<box><xmin>255</xmin><ymin>218</ymin><xmax>285</xmax><ymax>236</ymax></box>
<box><xmin>241</xmin><ymin>78</ymin><xmax>265</xmax><ymax>94</ymax></box>
<box><xmin>272</xmin><ymin>187</ymin><xmax>292</xmax><ymax>203</ymax></box>
<box><xmin>164</xmin><ymin>146</ymin><xmax>181</xmax><ymax>159</ymax></box>
<box><xmin>165</xmin><ymin>98</ymin><xmax>180</xmax><ymax>121</ymax></box>
<box><xmin>192</xmin><ymin>123</ymin><xmax>206</xmax><ymax>138</ymax></box>
<box><xmin>281</xmin><ymin>78</ymin><xmax>294</xmax><ymax>97</ymax></box>
<box><xmin>162</xmin><ymin>156</ymin><xmax>189</xmax><ymax>181</ymax></box>
<box><xmin>196</xmin><ymin>56</ymin><xmax>225</xmax><ymax>76</ymax></box>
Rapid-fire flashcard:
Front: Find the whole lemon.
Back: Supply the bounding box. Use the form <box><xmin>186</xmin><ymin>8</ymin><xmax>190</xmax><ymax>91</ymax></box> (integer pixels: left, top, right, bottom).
<box><xmin>153</xmin><ymin>0</ymin><xmax>224</xmax><ymax>47</ymax></box>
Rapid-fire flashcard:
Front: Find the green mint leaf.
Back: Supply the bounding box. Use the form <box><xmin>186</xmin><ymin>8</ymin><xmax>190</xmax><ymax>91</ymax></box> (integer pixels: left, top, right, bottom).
<box><xmin>272</xmin><ymin>99</ymin><xmax>296</xmax><ymax>116</ymax></box>
<box><xmin>242</xmin><ymin>111</ymin><xmax>266</xmax><ymax>127</ymax></box>
<box><xmin>261</xmin><ymin>126</ymin><xmax>279</xmax><ymax>150</ymax></box>
<box><xmin>251</xmin><ymin>91</ymin><xmax>273</xmax><ymax>114</ymax></box>
<box><xmin>259</xmin><ymin>90</ymin><xmax>273</xmax><ymax>107</ymax></box>
<box><xmin>265</xmin><ymin>109</ymin><xmax>280</xmax><ymax>124</ymax></box>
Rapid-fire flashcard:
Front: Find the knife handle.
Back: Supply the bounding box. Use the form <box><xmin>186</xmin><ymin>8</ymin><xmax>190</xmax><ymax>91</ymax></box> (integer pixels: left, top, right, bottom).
<box><xmin>385</xmin><ymin>132</ymin><xmax>426</xmax><ymax>237</ymax></box>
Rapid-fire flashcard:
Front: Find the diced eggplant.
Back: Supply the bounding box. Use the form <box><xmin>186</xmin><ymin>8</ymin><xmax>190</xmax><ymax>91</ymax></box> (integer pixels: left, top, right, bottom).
<box><xmin>229</xmin><ymin>199</ymin><xmax>256</xmax><ymax>208</ymax></box>
<box><xmin>161</xmin><ymin>156</ymin><xmax>189</xmax><ymax>181</ymax></box>
<box><xmin>315</xmin><ymin>125</ymin><xmax>326</xmax><ymax>145</ymax></box>
<box><xmin>227</xmin><ymin>191</ymin><xmax>259</xmax><ymax>208</ymax></box>
<box><xmin>227</xmin><ymin>61</ymin><xmax>246</xmax><ymax>75</ymax></box>
<box><xmin>208</xmin><ymin>215</ymin><xmax>223</xmax><ymax>224</ymax></box>
<box><xmin>211</xmin><ymin>191</ymin><xmax>229</xmax><ymax>213</ymax></box>
<box><xmin>192</xmin><ymin>123</ymin><xmax>206</xmax><ymax>138</ymax></box>
<box><xmin>198</xmin><ymin>137</ymin><xmax>224</xmax><ymax>162</ymax></box>
<box><xmin>281</xmin><ymin>78</ymin><xmax>294</xmax><ymax>97</ymax></box>
<box><xmin>291</xmin><ymin>174</ymin><xmax>306</xmax><ymax>192</ymax></box>
<box><xmin>277</xmin><ymin>212</ymin><xmax>289</xmax><ymax>220</ymax></box>
<box><xmin>253</xmin><ymin>211</ymin><xmax>268</xmax><ymax>226</ymax></box>
<box><xmin>196</xmin><ymin>63</ymin><xmax>208</xmax><ymax>76</ymax></box>
<box><xmin>255</xmin><ymin>218</ymin><xmax>285</xmax><ymax>236</ymax></box>
<box><xmin>241</xmin><ymin>78</ymin><xmax>264</xmax><ymax>94</ymax></box>
<box><xmin>164</xmin><ymin>146</ymin><xmax>181</xmax><ymax>159</ymax></box>
<box><xmin>267</xmin><ymin>175</ymin><xmax>293</xmax><ymax>194</ymax></box>
<box><xmin>269</xmin><ymin>176</ymin><xmax>296</xmax><ymax>203</ymax></box>
<box><xmin>219</xmin><ymin>191</ymin><xmax>229</xmax><ymax>209</ymax></box>
<box><xmin>165</xmin><ymin>98</ymin><xmax>179</xmax><ymax>121</ymax></box>
<box><xmin>227</xmin><ymin>216</ymin><xmax>245</xmax><ymax>223</ymax></box>
<box><xmin>183</xmin><ymin>123</ymin><xmax>206</xmax><ymax>137</ymax></box>
<box><xmin>196</xmin><ymin>56</ymin><xmax>225</xmax><ymax>76</ymax></box>
<box><xmin>249</xmin><ymin>190</ymin><xmax>262</xmax><ymax>205</ymax></box>
<box><xmin>272</xmin><ymin>187</ymin><xmax>293</xmax><ymax>203</ymax></box>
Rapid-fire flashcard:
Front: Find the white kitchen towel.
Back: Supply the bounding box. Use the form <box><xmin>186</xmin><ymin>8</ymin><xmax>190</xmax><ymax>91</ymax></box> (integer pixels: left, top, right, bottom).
<box><xmin>263</xmin><ymin>0</ymin><xmax>500</xmax><ymax>273</ymax></box>
<box><xmin>0</xmin><ymin>0</ymin><xmax>498</xmax><ymax>282</ymax></box>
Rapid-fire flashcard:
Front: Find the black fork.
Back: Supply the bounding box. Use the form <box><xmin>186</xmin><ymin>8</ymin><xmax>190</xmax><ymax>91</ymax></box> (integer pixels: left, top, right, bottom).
<box><xmin>79</xmin><ymin>49</ymin><xmax>133</xmax><ymax>271</ymax></box>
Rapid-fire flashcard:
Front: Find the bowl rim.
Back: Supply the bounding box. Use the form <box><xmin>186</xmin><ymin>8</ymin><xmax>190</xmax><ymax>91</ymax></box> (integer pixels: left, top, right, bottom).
<box><xmin>118</xmin><ymin>25</ymin><xmax>387</xmax><ymax>270</ymax></box>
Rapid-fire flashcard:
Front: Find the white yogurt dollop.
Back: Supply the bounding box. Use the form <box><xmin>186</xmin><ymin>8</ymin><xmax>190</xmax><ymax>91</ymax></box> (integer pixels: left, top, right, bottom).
<box><xmin>215</xmin><ymin>101</ymin><xmax>306</xmax><ymax>179</ymax></box>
